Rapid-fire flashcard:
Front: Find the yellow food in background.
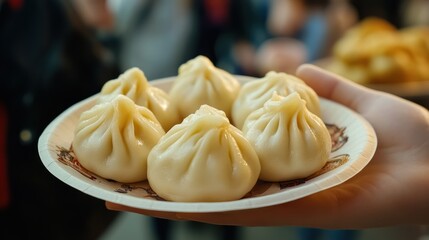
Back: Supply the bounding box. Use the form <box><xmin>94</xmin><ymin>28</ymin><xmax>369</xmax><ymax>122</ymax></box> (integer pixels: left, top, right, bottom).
<box><xmin>326</xmin><ymin>17</ymin><xmax>429</xmax><ymax>84</ymax></box>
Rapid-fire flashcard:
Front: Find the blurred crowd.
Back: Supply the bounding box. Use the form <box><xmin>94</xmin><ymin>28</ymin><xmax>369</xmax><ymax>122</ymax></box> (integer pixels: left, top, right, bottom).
<box><xmin>1</xmin><ymin>0</ymin><xmax>428</xmax><ymax>239</ymax></box>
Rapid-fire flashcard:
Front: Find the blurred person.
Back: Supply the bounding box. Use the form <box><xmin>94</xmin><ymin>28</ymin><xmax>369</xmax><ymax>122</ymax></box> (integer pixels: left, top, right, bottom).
<box><xmin>75</xmin><ymin>0</ymin><xmax>265</xmax><ymax>78</ymax></box>
<box><xmin>105</xmin><ymin>0</ymin><xmax>263</xmax><ymax>79</ymax></box>
<box><xmin>74</xmin><ymin>0</ymin><xmax>197</xmax><ymax>80</ymax></box>
<box><xmin>253</xmin><ymin>0</ymin><xmax>359</xmax><ymax>77</ymax></box>
<box><xmin>255</xmin><ymin>0</ymin><xmax>332</xmax><ymax>76</ymax></box>
<box><xmin>0</xmin><ymin>0</ymin><xmax>120</xmax><ymax>239</ymax></box>
<box><xmin>108</xmin><ymin>0</ymin><xmax>197</xmax><ymax>80</ymax></box>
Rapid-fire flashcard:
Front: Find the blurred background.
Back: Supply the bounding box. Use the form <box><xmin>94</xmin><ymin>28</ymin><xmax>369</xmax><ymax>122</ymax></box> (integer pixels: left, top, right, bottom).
<box><xmin>1</xmin><ymin>0</ymin><xmax>428</xmax><ymax>239</ymax></box>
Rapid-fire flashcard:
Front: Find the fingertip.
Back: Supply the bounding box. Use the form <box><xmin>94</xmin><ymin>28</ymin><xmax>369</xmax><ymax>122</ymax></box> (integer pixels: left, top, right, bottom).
<box><xmin>296</xmin><ymin>63</ymin><xmax>377</xmax><ymax>112</ymax></box>
<box><xmin>296</xmin><ymin>63</ymin><xmax>337</xmax><ymax>82</ymax></box>
<box><xmin>295</xmin><ymin>64</ymin><xmax>337</xmax><ymax>99</ymax></box>
<box><xmin>296</xmin><ymin>63</ymin><xmax>317</xmax><ymax>75</ymax></box>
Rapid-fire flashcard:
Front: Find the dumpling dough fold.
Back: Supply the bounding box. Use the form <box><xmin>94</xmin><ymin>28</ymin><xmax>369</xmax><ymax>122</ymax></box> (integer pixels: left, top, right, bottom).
<box><xmin>73</xmin><ymin>95</ymin><xmax>165</xmax><ymax>183</ymax></box>
<box><xmin>232</xmin><ymin>71</ymin><xmax>321</xmax><ymax>129</ymax></box>
<box><xmin>169</xmin><ymin>55</ymin><xmax>240</xmax><ymax>119</ymax></box>
<box><xmin>243</xmin><ymin>92</ymin><xmax>331</xmax><ymax>182</ymax></box>
<box><xmin>98</xmin><ymin>67</ymin><xmax>180</xmax><ymax>131</ymax></box>
<box><xmin>147</xmin><ymin>105</ymin><xmax>260</xmax><ymax>202</ymax></box>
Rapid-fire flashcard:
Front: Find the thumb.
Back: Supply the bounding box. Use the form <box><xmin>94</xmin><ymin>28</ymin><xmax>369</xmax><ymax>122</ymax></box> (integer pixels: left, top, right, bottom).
<box><xmin>296</xmin><ymin>64</ymin><xmax>378</xmax><ymax>113</ymax></box>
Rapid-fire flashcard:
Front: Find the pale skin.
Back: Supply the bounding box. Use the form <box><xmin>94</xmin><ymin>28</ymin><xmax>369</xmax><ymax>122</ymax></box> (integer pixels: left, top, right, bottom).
<box><xmin>106</xmin><ymin>64</ymin><xmax>429</xmax><ymax>229</ymax></box>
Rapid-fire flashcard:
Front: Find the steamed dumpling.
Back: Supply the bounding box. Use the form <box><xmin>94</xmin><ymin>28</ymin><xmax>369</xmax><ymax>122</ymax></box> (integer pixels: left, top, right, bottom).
<box><xmin>242</xmin><ymin>92</ymin><xmax>331</xmax><ymax>182</ymax></box>
<box><xmin>72</xmin><ymin>95</ymin><xmax>165</xmax><ymax>183</ymax></box>
<box><xmin>169</xmin><ymin>55</ymin><xmax>240</xmax><ymax>119</ymax></box>
<box><xmin>232</xmin><ymin>71</ymin><xmax>321</xmax><ymax>129</ymax></box>
<box><xmin>98</xmin><ymin>67</ymin><xmax>180</xmax><ymax>131</ymax></box>
<box><xmin>147</xmin><ymin>105</ymin><xmax>260</xmax><ymax>202</ymax></box>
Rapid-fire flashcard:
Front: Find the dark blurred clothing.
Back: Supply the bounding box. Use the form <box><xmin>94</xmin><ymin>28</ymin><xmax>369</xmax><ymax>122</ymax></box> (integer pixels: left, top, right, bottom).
<box><xmin>193</xmin><ymin>0</ymin><xmax>264</xmax><ymax>75</ymax></box>
<box><xmin>193</xmin><ymin>0</ymin><xmax>254</xmax><ymax>62</ymax></box>
<box><xmin>350</xmin><ymin>0</ymin><xmax>404</xmax><ymax>27</ymax></box>
<box><xmin>0</xmin><ymin>0</ymin><xmax>119</xmax><ymax>239</ymax></box>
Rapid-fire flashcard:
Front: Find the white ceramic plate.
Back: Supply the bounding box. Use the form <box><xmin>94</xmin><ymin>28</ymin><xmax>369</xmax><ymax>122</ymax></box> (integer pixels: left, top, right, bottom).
<box><xmin>38</xmin><ymin>76</ymin><xmax>377</xmax><ymax>213</ymax></box>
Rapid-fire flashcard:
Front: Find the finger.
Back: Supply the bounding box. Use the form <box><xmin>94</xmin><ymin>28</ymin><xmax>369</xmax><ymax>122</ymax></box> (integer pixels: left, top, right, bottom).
<box><xmin>175</xmin><ymin>188</ymin><xmax>355</xmax><ymax>228</ymax></box>
<box><xmin>104</xmin><ymin>193</ymin><xmax>343</xmax><ymax>228</ymax></box>
<box><xmin>296</xmin><ymin>64</ymin><xmax>378</xmax><ymax>113</ymax></box>
<box><xmin>105</xmin><ymin>202</ymin><xmax>183</xmax><ymax>221</ymax></box>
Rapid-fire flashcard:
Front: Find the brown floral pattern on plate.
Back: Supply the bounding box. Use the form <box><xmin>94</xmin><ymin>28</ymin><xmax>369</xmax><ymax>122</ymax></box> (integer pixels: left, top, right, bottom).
<box><xmin>326</xmin><ymin>123</ymin><xmax>348</xmax><ymax>152</ymax></box>
<box><xmin>55</xmin><ymin>122</ymin><xmax>349</xmax><ymax>201</ymax></box>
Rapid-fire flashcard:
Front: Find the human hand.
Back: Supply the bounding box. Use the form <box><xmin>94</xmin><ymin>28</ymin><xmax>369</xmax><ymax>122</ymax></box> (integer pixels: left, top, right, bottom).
<box><xmin>106</xmin><ymin>64</ymin><xmax>429</xmax><ymax>229</ymax></box>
